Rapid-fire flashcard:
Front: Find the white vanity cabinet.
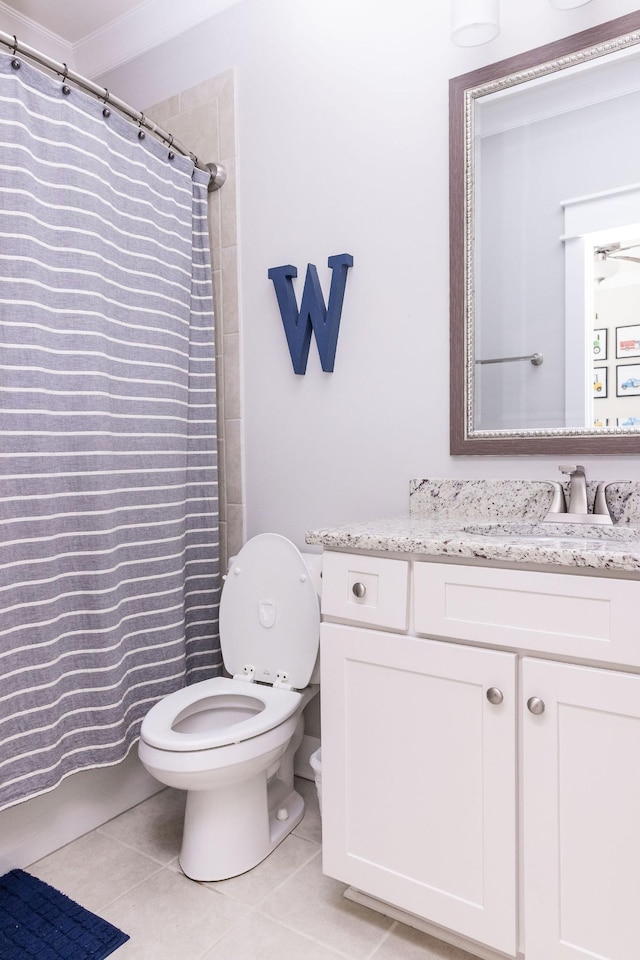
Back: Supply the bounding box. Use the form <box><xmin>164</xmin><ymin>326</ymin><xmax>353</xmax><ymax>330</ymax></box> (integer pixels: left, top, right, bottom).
<box><xmin>321</xmin><ymin>621</ymin><xmax>518</xmax><ymax>956</ymax></box>
<box><xmin>522</xmin><ymin>657</ymin><xmax>640</xmax><ymax>960</ymax></box>
<box><xmin>319</xmin><ymin>550</ymin><xmax>640</xmax><ymax>960</ymax></box>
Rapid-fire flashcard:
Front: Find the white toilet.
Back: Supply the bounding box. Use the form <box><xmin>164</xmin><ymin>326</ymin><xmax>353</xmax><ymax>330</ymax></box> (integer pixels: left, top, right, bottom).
<box><xmin>138</xmin><ymin>533</ymin><xmax>321</xmax><ymax>881</ymax></box>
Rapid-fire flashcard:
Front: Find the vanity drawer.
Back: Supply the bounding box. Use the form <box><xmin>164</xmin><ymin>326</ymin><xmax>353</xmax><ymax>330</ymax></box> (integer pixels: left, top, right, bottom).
<box><xmin>414</xmin><ymin>561</ymin><xmax>640</xmax><ymax>668</ymax></box>
<box><xmin>321</xmin><ymin>552</ymin><xmax>409</xmax><ymax>630</ymax></box>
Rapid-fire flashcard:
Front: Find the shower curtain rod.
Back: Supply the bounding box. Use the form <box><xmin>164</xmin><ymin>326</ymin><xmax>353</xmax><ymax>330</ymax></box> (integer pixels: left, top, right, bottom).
<box><xmin>0</xmin><ymin>30</ymin><xmax>226</xmax><ymax>191</ymax></box>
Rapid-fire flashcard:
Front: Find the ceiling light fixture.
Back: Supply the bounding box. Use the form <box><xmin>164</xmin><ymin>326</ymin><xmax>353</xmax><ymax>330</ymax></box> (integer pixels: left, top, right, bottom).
<box><xmin>451</xmin><ymin>0</ymin><xmax>500</xmax><ymax>47</ymax></box>
<box><xmin>594</xmin><ymin>251</ymin><xmax>621</xmax><ymax>283</ymax></box>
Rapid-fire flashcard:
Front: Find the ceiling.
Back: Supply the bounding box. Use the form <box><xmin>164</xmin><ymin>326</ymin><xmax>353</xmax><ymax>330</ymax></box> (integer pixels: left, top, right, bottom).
<box><xmin>1</xmin><ymin>0</ymin><xmax>152</xmax><ymax>44</ymax></box>
<box><xmin>0</xmin><ymin>0</ymin><xmax>242</xmax><ymax>78</ymax></box>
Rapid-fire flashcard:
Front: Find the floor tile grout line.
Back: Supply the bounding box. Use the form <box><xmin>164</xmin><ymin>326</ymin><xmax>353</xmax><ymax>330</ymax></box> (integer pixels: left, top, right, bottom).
<box><xmin>365</xmin><ymin>919</ymin><xmax>399</xmax><ymax>959</ymax></box>
<box><xmin>94</xmin><ymin>827</ymin><xmax>183</xmax><ymax>868</ymax></box>
<box><xmin>251</xmin><ymin>868</ymin><xmax>394</xmax><ymax>960</ymax></box>
<box><xmin>165</xmin><ymin>835</ymin><xmax>321</xmax><ymax>908</ymax></box>
<box><xmin>191</xmin><ymin>904</ymin><xmax>262</xmax><ymax>960</ymax></box>
<box><xmin>97</xmin><ymin>861</ymin><xmax>167</xmax><ymax>911</ymax></box>
<box><xmin>217</xmin><ymin>841</ymin><xmax>323</xmax><ymax>908</ymax></box>
<box><xmin>246</xmin><ymin>912</ymin><xmax>361</xmax><ymax>960</ymax></box>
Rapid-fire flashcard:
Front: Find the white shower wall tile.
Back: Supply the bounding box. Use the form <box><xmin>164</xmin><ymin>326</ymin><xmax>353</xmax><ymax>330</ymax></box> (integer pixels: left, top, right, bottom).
<box><xmin>221</xmin><ymin>244</ymin><xmax>239</xmax><ymax>333</ymax></box>
<box><xmin>217</xmin><ymin>437</ymin><xmax>227</xmax><ymax>522</ymax></box>
<box><xmin>215</xmin><ymin>71</ymin><xmax>237</xmax><ymax>160</ymax></box>
<box><xmin>179</xmin><ymin>71</ymin><xmax>231</xmax><ymax>113</ymax></box>
<box><xmin>223</xmin><ymin>332</ymin><xmax>242</xmax><ymax>421</ymax></box>
<box><xmin>164</xmin><ymin>102</ymin><xmax>220</xmax><ymax>171</ymax></box>
<box><xmin>220</xmin><ymin>156</ymin><xmax>238</xmax><ymax>248</ymax></box>
<box><xmin>224</xmin><ymin>419</ymin><xmax>243</xmax><ymax>505</ymax></box>
<box><xmin>218</xmin><ymin>520</ymin><xmax>228</xmax><ymax>576</ymax></box>
<box><xmin>143</xmin><ymin>93</ymin><xmax>180</xmax><ymax>126</ymax></box>
<box><xmin>226</xmin><ymin>503</ymin><xmax>245</xmax><ymax>560</ymax></box>
<box><xmin>212</xmin><ymin>268</ymin><xmax>223</xmax><ymax>358</ymax></box>
<box><xmin>207</xmin><ymin>191</ymin><xmax>223</xmax><ymax>272</ymax></box>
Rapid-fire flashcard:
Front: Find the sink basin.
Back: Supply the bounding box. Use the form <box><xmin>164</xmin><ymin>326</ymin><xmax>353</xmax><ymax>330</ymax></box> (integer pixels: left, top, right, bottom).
<box><xmin>461</xmin><ymin>521</ymin><xmax>640</xmax><ymax>543</ymax></box>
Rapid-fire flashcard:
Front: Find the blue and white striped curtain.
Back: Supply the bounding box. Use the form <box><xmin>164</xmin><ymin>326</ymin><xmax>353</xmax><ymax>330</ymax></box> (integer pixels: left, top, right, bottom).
<box><xmin>0</xmin><ymin>51</ymin><xmax>221</xmax><ymax>810</ymax></box>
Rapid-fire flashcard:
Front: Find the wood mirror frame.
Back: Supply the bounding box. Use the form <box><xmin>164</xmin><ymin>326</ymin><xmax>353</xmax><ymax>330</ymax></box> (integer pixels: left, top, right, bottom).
<box><xmin>450</xmin><ymin>11</ymin><xmax>640</xmax><ymax>455</ymax></box>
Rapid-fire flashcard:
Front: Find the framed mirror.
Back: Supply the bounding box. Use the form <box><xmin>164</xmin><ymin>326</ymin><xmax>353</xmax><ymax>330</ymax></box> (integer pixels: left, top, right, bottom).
<box><xmin>450</xmin><ymin>11</ymin><xmax>640</xmax><ymax>454</ymax></box>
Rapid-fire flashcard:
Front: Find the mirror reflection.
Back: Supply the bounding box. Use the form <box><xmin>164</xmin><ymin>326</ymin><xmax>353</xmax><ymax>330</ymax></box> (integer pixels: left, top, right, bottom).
<box><xmin>591</xmin><ymin>238</ymin><xmax>640</xmax><ymax>429</ymax></box>
<box><xmin>450</xmin><ymin>14</ymin><xmax>640</xmax><ymax>452</ymax></box>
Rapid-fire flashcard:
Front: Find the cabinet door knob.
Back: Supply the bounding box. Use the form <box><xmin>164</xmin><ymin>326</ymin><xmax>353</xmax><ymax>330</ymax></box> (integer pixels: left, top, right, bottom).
<box><xmin>352</xmin><ymin>581</ymin><xmax>366</xmax><ymax>598</ymax></box>
<box><xmin>486</xmin><ymin>687</ymin><xmax>504</xmax><ymax>705</ymax></box>
<box><xmin>527</xmin><ymin>696</ymin><xmax>545</xmax><ymax>716</ymax></box>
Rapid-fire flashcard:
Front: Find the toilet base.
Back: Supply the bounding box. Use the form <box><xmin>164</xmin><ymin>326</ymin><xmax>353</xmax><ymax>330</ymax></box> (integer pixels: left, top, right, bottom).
<box><xmin>179</xmin><ymin>773</ymin><xmax>304</xmax><ymax>881</ymax></box>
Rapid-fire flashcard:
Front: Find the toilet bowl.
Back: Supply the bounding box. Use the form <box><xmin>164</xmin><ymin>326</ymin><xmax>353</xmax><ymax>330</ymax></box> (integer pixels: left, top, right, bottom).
<box><xmin>138</xmin><ymin>533</ymin><xmax>321</xmax><ymax>881</ymax></box>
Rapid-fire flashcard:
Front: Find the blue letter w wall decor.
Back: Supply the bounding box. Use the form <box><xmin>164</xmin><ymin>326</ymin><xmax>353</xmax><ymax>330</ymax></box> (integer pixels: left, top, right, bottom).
<box><xmin>268</xmin><ymin>253</ymin><xmax>353</xmax><ymax>374</ymax></box>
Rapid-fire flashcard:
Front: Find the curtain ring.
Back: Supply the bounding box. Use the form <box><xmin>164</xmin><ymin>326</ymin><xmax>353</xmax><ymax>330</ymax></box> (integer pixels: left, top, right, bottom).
<box><xmin>167</xmin><ymin>135</ymin><xmax>175</xmax><ymax>161</ymax></box>
<box><xmin>137</xmin><ymin>114</ymin><xmax>146</xmax><ymax>140</ymax></box>
<box><xmin>101</xmin><ymin>88</ymin><xmax>111</xmax><ymax>118</ymax></box>
<box><xmin>101</xmin><ymin>87</ymin><xmax>109</xmax><ymax>103</ymax></box>
<box><xmin>60</xmin><ymin>62</ymin><xmax>71</xmax><ymax>95</ymax></box>
<box><xmin>10</xmin><ymin>36</ymin><xmax>20</xmax><ymax>69</ymax></box>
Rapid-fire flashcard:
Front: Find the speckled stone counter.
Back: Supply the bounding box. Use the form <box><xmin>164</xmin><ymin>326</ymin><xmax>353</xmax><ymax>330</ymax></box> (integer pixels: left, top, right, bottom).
<box><xmin>305</xmin><ymin>478</ymin><xmax>640</xmax><ymax>574</ymax></box>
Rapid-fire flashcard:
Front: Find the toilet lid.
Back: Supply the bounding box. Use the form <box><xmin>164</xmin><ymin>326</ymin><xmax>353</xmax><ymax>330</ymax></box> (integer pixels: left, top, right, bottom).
<box><xmin>220</xmin><ymin>533</ymin><xmax>320</xmax><ymax>689</ymax></box>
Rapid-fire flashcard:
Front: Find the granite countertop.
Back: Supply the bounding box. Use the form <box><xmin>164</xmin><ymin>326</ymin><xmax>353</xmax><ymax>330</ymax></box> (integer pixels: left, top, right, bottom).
<box><xmin>305</xmin><ymin>479</ymin><xmax>640</xmax><ymax>574</ymax></box>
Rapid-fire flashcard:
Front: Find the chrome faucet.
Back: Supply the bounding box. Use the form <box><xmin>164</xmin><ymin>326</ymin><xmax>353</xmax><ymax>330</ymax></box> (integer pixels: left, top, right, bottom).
<box><xmin>560</xmin><ymin>464</ymin><xmax>588</xmax><ymax>515</ymax></box>
<box><xmin>543</xmin><ymin>465</ymin><xmax>612</xmax><ymax>524</ymax></box>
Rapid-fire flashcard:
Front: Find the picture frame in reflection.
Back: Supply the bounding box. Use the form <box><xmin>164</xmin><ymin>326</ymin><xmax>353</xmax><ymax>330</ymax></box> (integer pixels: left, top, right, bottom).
<box><xmin>593</xmin><ymin>367</ymin><xmax>608</xmax><ymax>399</ymax></box>
<box><xmin>617</xmin><ymin>363</ymin><xmax>640</xmax><ymax>397</ymax></box>
<box><xmin>616</xmin><ymin>324</ymin><xmax>640</xmax><ymax>359</ymax></box>
<box><xmin>593</xmin><ymin>329</ymin><xmax>607</xmax><ymax>361</ymax></box>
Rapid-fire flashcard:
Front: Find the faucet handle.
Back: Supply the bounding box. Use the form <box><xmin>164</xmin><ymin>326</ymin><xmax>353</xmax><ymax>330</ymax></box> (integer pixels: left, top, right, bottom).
<box><xmin>559</xmin><ymin>464</ymin><xmax>586</xmax><ymax>476</ymax></box>
<box><xmin>546</xmin><ymin>481</ymin><xmax>567</xmax><ymax>515</ymax></box>
<box><xmin>594</xmin><ymin>482</ymin><xmax>612</xmax><ymax>520</ymax></box>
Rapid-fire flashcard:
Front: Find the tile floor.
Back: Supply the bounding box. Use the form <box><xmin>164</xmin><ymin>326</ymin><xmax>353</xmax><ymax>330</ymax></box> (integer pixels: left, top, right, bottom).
<box><xmin>28</xmin><ymin>777</ymin><xmax>477</xmax><ymax>960</ymax></box>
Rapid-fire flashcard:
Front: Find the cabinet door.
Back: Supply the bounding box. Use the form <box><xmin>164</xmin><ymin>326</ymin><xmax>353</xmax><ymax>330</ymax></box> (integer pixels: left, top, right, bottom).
<box><xmin>523</xmin><ymin>658</ymin><xmax>640</xmax><ymax>960</ymax></box>
<box><xmin>321</xmin><ymin>623</ymin><xmax>517</xmax><ymax>956</ymax></box>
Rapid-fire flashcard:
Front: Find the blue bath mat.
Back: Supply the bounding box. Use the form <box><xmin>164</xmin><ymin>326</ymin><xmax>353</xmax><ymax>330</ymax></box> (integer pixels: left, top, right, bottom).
<box><xmin>0</xmin><ymin>869</ymin><xmax>129</xmax><ymax>960</ymax></box>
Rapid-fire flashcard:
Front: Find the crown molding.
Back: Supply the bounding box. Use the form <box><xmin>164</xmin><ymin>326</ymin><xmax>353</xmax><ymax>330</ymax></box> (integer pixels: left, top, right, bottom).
<box><xmin>0</xmin><ymin>0</ymin><xmax>76</xmax><ymax>66</ymax></box>
<box><xmin>73</xmin><ymin>0</ymin><xmax>243</xmax><ymax>79</ymax></box>
<box><xmin>0</xmin><ymin>0</ymin><xmax>242</xmax><ymax>79</ymax></box>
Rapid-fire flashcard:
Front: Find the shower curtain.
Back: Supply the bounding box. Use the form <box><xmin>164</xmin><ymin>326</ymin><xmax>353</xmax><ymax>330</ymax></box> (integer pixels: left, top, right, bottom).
<box><xmin>0</xmin><ymin>51</ymin><xmax>221</xmax><ymax>811</ymax></box>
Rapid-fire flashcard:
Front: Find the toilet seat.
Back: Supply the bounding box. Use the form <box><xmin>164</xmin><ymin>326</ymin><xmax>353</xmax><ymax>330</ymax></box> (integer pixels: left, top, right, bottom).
<box><xmin>140</xmin><ymin>534</ymin><xmax>320</xmax><ymax>757</ymax></box>
<box><xmin>140</xmin><ymin>677</ymin><xmax>302</xmax><ymax>752</ymax></box>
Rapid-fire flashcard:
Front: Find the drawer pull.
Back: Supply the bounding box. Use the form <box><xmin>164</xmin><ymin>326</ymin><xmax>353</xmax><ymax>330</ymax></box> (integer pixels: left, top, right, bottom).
<box><xmin>486</xmin><ymin>687</ymin><xmax>503</xmax><ymax>705</ymax></box>
<box><xmin>352</xmin><ymin>582</ymin><xmax>367</xmax><ymax>599</ymax></box>
<box><xmin>527</xmin><ymin>696</ymin><xmax>545</xmax><ymax>716</ymax></box>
